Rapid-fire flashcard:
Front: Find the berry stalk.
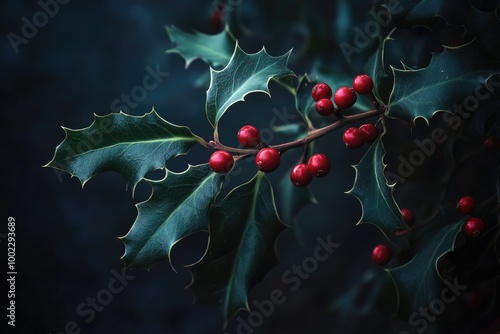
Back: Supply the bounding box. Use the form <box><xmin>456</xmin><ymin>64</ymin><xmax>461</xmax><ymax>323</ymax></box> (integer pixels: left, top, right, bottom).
<box><xmin>202</xmin><ymin>104</ymin><xmax>387</xmax><ymax>155</ymax></box>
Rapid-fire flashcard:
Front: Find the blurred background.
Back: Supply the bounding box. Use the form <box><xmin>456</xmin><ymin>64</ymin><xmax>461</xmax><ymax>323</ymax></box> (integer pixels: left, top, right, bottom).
<box><xmin>2</xmin><ymin>0</ymin><xmax>497</xmax><ymax>333</ymax></box>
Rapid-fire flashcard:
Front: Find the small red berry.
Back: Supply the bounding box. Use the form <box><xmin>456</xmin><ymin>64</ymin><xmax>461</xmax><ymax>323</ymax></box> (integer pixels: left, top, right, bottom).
<box><xmin>401</xmin><ymin>208</ymin><xmax>415</xmax><ymax>227</ymax></box>
<box><xmin>342</xmin><ymin>127</ymin><xmax>365</xmax><ymax>149</ymax></box>
<box><xmin>311</xmin><ymin>83</ymin><xmax>332</xmax><ymax>102</ymax></box>
<box><xmin>464</xmin><ymin>217</ymin><xmax>484</xmax><ymax>238</ymax></box>
<box><xmin>484</xmin><ymin>135</ymin><xmax>500</xmax><ymax>152</ymax></box>
<box><xmin>334</xmin><ymin>86</ymin><xmax>357</xmax><ymax>109</ymax></box>
<box><xmin>237</xmin><ymin>125</ymin><xmax>261</xmax><ymax>148</ymax></box>
<box><xmin>315</xmin><ymin>98</ymin><xmax>335</xmax><ymax>116</ymax></box>
<box><xmin>371</xmin><ymin>244</ymin><xmax>392</xmax><ymax>266</ymax></box>
<box><xmin>290</xmin><ymin>164</ymin><xmax>312</xmax><ymax>187</ymax></box>
<box><xmin>209</xmin><ymin>150</ymin><xmax>233</xmax><ymax>173</ymax></box>
<box><xmin>352</xmin><ymin>74</ymin><xmax>374</xmax><ymax>94</ymax></box>
<box><xmin>359</xmin><ymin>124</ymin><xmax>379</xmax><ymax>143</ymax></box>
<box><xmin>456</xmin><ymin>196</ymin><xmax>476</xmax><ymax>215</ymax></box>
<box><xmin>307</xmin><ymin>153</ymin><xmax>330</xmax><ymax>177</ymax></box>
<box><xmin>255</xmin><ymin>148</ymin><xmax>280</xmax><ymax>173</ymax></box>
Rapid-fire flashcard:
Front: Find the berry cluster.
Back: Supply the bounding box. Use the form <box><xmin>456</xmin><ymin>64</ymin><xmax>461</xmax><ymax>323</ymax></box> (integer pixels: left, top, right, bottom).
<box><xmin>342</xmin><ymin>124</ymin><xmax>379</xmax><ymax>149</ymax></box>
<box><xmin>311</xmin><ymin>74</ymin><xmax>374</xmax><ymax>116</ymax></box>
<box><xmin>289</xmin><ymin>153</ymin><xmax>330</xmax><ymax>187</ymax></box>
<box><xmin>210</xmin><ymin>75</ymin><xmax>382</xmax><ymax>190</ymax></box>
<box><xmin>456</xmin><ymin>196</ymin><xmax>484</xmax><ymax>238</ymax></box>
<box><xmin>311</xmin><ymin>76</ymin><xmax>380</xmax><ymax>149</ymax></box>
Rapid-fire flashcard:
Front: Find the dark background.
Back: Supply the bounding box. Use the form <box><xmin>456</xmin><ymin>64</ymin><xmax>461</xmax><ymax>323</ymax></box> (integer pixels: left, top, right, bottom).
<box><xmin>0</xmin><ymin>0</ymin><xmax>448</xmax><ymax>333</ymax></box>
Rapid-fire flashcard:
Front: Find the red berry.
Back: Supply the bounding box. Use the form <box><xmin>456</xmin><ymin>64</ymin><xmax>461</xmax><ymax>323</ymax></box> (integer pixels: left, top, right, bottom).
<box><xmin>311</xmin><ymin>83</ymin><xmax>332</xmax><ymax>102</ymax></box>
<box><xmin>359</xmin><ymin>124</ymin><xmax>379</xmax><ymax>143</ymax></box>
<box><xmin>484</xmin><ymin>135</ymin><xmax>500</xmax><ymax>152</ymax></box>
<box><xmin>464</xmin><ymin>217</ymin><xmax>484</xmax><ymax>238</ymax></box>
<box><xmin>456</xmin><ymin>196</ymin><xmax>476</xmax><ymax>215</ymax></box>
<box><xmin>342</xmin><ymin>127</ymin><xmax>365</xmax><ymax>149</ymax></box>
<box><xmin>371</xmin><ymin>244</ymin><xmax>392</xmax><ymax>266</ymax></box>
<box><xmin>255</xmin><ymin>148</ymin><xmax>280</xmax><ymax>173</ymax></box>
<box><xmin>334</xmin><ymin>86</ymin><xmax>357</xmax><ymax>109</ymax></box>
<box><xmin>401</xmin><ymin>208</ymin><xmax>415</xmax><ymax>227</ymax></box>
<box><xmin>352</xmin><ymin>74</ymin><xmax>374</xmax><ymax>94</ymax></box>
<box><xmin>290</xmin><ymin>164</ymin><xmax>312</xmax><ymax>187</ymax></box>
<box><xmin>315</xmin><ymin>98</ymin><xmax>335</xmax><ymax>116</ymax></box>
<box><xmin>307</xmin><ymin>153</ymin><xmax>330</xmax><ymax>177</ymax></box>
<box><xmin>237</xmin><ymin>125</ymin><xmax>261</xmax><ymax>148</ymax></box>
<box><xmin>209</xmin><ymin>150</ymin><xmax>233</xmax><ymax>173</ymax></box>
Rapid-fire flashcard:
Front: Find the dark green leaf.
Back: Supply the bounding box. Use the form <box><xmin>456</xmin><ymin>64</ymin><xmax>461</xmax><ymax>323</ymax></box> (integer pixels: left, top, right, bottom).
<box><xmin>279</xmin><ymin>171</ymin><xmax>317</xmax><ymax>225</ymax></box>
<box><xmin>188</xmin><ymin>172</ymin><xmax>286</xmax><ymax>322</ymax></box>
<box><xmin>120</xmin><ymin>164</ymin><xmax>224</xmax><ymax>269</ymax></box>
<box><xmin>387</xmin><ymin>219</ymin><xmax>465</xmax><ymax>317</ymax></box>
<box><xmin>388</xmin><ymin>42</ymin><xmax>500</xmax><ymax>123</ymax></box>
<box><xmin>206</xmin><ymin>44</ymin><xmax>294</xmax><ymax>129</ymax></box>
<box><xmin>386</xmin><ymin>0</ymin><xmax>469</xmax><ymax>27</ymax></box>
<box><xmin>166</xmin><ymin>25</ymin><xmax>236</xmax><ymax>69</ymax></box>
<box><xmin>45</xmin><ymin>109</ymin><xmax>201</xmax><ymax>193</ymax></box>
<box><xmin>346</xmin><ymin>138</ymin><xmax>407</xmax><ymax>238</ymax></box>
<box><xmin>330</xmin><ymin>270</ymin><xmax>396</xmax><ymax>319</ymax></box>
<box><xmin>294</xmin><ymin>74</ymin><xmax>317</xmax><ymax>127</ymax></box>
<box><xmin>365</xmin><ymin>30</ymin><xmax>394</xmax><ymax>102</ymax></box>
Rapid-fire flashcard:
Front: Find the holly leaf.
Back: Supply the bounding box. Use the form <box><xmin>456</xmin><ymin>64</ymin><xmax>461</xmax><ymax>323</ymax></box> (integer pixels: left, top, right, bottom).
<box><xmin>166</xmin><ymin>25</ymin><xmax>236</xmax><ymax>69</ymax></box>
<box><xmin>388</xmin><ymin>42</ymin><xmax>500</xmax><ymax>123</ymax></box>
<box><xmin>330</xmin><ymin>270</ymin><xmax>396</xmax><ymax>320</ymax></box>
<box><xmin>120</xmin><ymin>164</ymin><xmax>224</xmax><ymax>269</ymax></box>
<box><xmin>279</xmin><ymin>169</ymin><xmax>317</xmax><ymax>225</ymax></box>
<box><xmin>386</xmin><ymin>0</ymin><xmax>469</xmax><ymax>27</ymax></box>
<box><xmin>387</xmin><ymin>219</ymin><xmax>465</xmax><ymax>317</ymax></box>
<box><xmin>206</xmin><ymin>43</ymin><xmax>294</xmax><ymax>129</ymax></box>
<box><xmin>346</xmin><ymin>138</ymin><xmax>407</xmax><ymax>238</ymax></box>
<box><xmin>365</xmin><ymin>30</ymin><xmax>394</xmax><ymax>102</ymax></box>
<box><xmin>294</xmin><ymin>74</ymin><xmax>317</xmax><ymax>127</ymax></box>
<box><xmin>188</xmin><ymin>172</ymin><xmax>286</xmax><ymax>322</ymax></box>
<box><xmin>45</xmin><ymin>109</ymin><xmax>201</xmax><ymax>194</ymax></box>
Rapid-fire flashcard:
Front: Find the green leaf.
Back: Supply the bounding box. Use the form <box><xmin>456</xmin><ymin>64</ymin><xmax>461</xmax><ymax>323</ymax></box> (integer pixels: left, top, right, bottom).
<box><xmin>385</xmin><ymin>0</ymin><xmax>469</xmax><ymax>27</ymax></box>
<box><xmin>365</xmin><ymin>30</ymin><xmax>394</xmax><ymax>102</ymax></box>
<box><xmin>45</xmin><ymin>109</ymin><xmax>201</xmax><ymax>193</ymax></box>
<box><xmin>206</xmin><ymin>43</ymin><xmax>294</xmax><ymax>129</ymax></box>
<box><xmin>279</xmin><ymin>171</ymin><xmax>317</xmax><ymax>225</ymax></box>
<box><xmin>387</xmin><ymin>219</ymin><xmax>465</xmax><ymax>317</ymax></box>
<box><xmin>166</xmin><ymin>25</ymin><xmax>236</xmax><ymax>69</ymax></box>
<box><xmin>120</xmin><ymin>164</ymin><xmax>224</xmax><ymax>269</ymax></box>
<box><xmin>330</xmin><ymin>270</ymin><xmax>396</xmax><ymax>319</ymax></box>
<box><xmin>188</xmin><ymin>172</ymin><xmax>286</xmax><ymax>322</ymax></box>
<box><xmin>388</xmin><ymin>42</ymin><xmax>500</xmax><ymax>123</ymax></box>
<box><xmin>346</xmin><ymin>138</ymin><xmax>407</xmax><ymax>238</ymax></box>
<box><xmin>294</xmin><ymin>74</ymin><xmax>317</xmax><ymax>127</ymax></box>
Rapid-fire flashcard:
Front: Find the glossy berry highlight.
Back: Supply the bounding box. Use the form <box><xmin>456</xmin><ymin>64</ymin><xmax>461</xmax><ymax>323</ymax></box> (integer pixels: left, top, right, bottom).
<box><xmin>315</xmin><ymin>98</ymin><xmax>335</xmax><ymax>116</ymax></box>
<box><xmin>464</xmin><ymin>217</ymin><xmax>484</xmax><ymax>238</ymax></box>
<box><xmin>352</xmin><ymin>74</ymin><xmax>374</xmax><ymax>94</ymax></box>
<box><xmin>290</xmin><ymin>164</ymin><xmax>312</xmax><ymax>187</ymax></box>
<box><xmin>237</xmin><ymin>125</ymin><xmax>261</xmax><ymax>148</ymax></box>
<box><xmin>456</xmin><ymin>196</ymin><xmax>476</xmax><ymax>215</ymax></box>
<box><xmin>256</xmin><ymin>148</ymin><xmax>280</xmax><ymax>173</ymax></box>
<box><xmin>371</xmin><ymin>244</ymin><xmax>392</xmax><ymax>266</ymax></box>
<box><xmin>307</xmin><ymin>154</ymin><xmax>330</xmax><ymax>177</ymax></box>
<box><xmin>311</xmin><ymin>83</ymin><xmax>332</xmax><ymax>102</ymax></box>
<box><xmin>334</xmin><ymin>86</ymin><xmax>357</xmax><ymax>109</ymax></box>
<box><xmin>401</xmin><ymin>208</ymin><xmax>415</xmax><ymax>227</ymax></box>
<box><xmin>209</xmin><ymin>150</ymin><xmax>233</xmax><ymax>173</ymax></box>
<box><xmin>359</xmin><ymin>124</ymin><xmax>379</xmax><ymax>143</ymax></box>
<box><xmin>343</xmin><ymin>127</ymin><xmax>365</xmax><ymax>149</ymax></box>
